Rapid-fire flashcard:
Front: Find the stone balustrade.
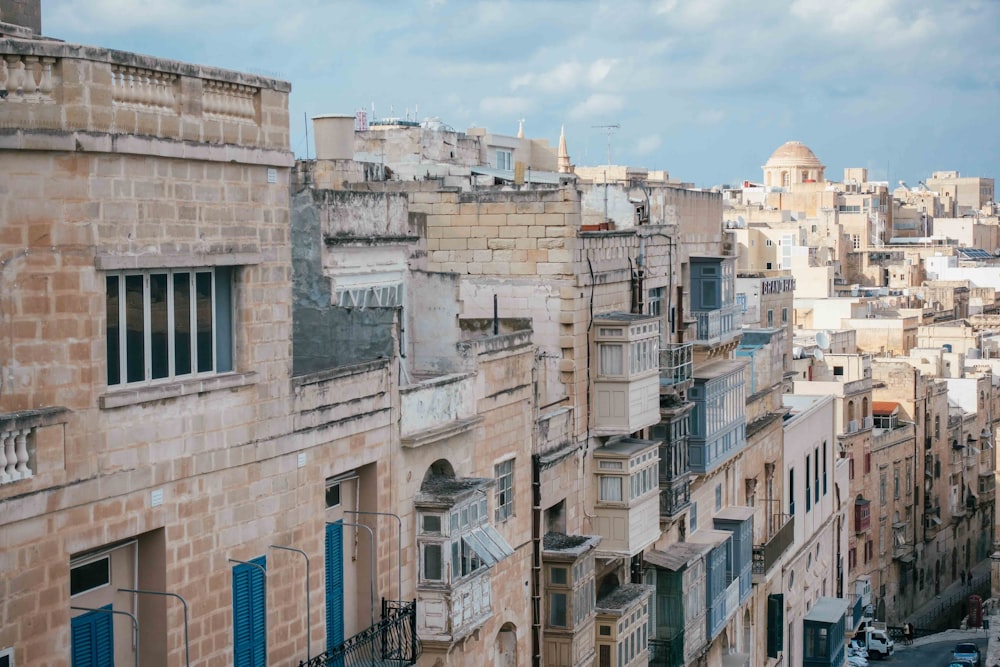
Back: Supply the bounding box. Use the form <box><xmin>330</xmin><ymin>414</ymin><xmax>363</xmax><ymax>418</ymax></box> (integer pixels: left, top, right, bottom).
<box><xmin>0</xmin><ymin>426</ymin><xmax>31</xmax><ymax>483</ymax></box>
<box><xmin>0</xmin><ymin>37</ymin><xmax>289</xmax><ymax>152</ymax></box>
<box><xmin>0</xmin><ymin>406</ymin><xmax>67</xmax><ymax>485</ymax></box>
<box><xmin>110</xmin><ymin>64</ymin><xmax>177</xmax><ymax>111</ymax></box>
<box><xmin>203</xmin><ymin>79</ymin><xmax>257</xmax><ymax>121</ymax></box>
<box><xmin>2</xmin><ymin>53</ymin><xmax>57</xmax><ymax>102</ymax></box>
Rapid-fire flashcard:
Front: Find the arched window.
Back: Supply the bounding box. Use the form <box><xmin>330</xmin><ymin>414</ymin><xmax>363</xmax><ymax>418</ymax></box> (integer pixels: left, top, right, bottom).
<box><xmin>782</xmin><ymin>171</ymin><xmax>790</xmax><ymax>187</ymax></box>
<box><xmin>847</xmin><ymin>400</ymin><xmax>856</xmax><ymax>422</ymax></box>
<box><xmin>862</xmin><ymin>397</ymin><xmax>870</xmax><ymax>418</ymax></box>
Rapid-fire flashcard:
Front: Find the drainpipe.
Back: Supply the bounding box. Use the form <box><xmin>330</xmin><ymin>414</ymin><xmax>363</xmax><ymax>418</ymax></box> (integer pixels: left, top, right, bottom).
<box><xmin>531</xmin><ymin>453</ymin><xmax>543</xmax><ymax>667</ymax></box>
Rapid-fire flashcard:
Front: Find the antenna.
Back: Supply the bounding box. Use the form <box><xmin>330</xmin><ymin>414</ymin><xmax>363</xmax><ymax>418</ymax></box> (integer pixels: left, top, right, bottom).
<box><xmin>591</xmin><ymin>123</ymin><xmax>620</xmax><ymax>167</ymax></box>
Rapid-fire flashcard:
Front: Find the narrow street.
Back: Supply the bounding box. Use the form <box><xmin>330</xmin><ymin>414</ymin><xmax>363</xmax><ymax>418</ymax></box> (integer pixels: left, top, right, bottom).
<box><xmin>884</xmin><ymin>634</ymin><xmax>988</xmax><ymax>666</ymax></box>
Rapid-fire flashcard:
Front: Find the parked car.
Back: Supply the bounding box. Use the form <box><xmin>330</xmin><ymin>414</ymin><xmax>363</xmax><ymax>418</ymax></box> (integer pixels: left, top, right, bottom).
<box><xmin>947</xmin><ymin>660</ymin><xmax>975</xmax><ymax>667</ymax></box>
<box><xmin>953</xmin><ymin>642</ymin><xmax>981</xmax><ymax>667</ymax></box>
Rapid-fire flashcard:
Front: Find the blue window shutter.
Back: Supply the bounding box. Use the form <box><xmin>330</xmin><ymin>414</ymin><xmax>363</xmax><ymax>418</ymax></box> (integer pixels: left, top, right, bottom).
<box><xmin>326</xmin><ymin>521</ymin><xmax>345</xmax><ymax>652</ymax></box>
<box><xmin>233</xmin><ymin>556</ymin><xmax>266</xmax><ymax>667</ymax></box>
<box><xmin>71</xmin><ymin>604</ymin><xmax>113</xmax><ymax>667</ymax></box>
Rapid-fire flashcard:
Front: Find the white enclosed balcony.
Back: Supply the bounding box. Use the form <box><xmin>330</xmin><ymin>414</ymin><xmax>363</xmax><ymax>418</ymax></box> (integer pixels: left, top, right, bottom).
<box><xmin>592</xmin><ymin>438</ymin><xmax>660</xmax><ymax>558</ymax></box>
<box><xmin>592</xmin><ymin>314</ymin><xmax>661</xmax><ymax>436</ymax></box>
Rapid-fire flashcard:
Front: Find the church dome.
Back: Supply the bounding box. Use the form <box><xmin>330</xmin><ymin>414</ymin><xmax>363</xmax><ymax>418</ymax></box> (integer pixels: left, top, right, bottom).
<box><xmin>765</xmin><ymin>141</ymin><xmax>823</xmax><ymax>168</ymax></box>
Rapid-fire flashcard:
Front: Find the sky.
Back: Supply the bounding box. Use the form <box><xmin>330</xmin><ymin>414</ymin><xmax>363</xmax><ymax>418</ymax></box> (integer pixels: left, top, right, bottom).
<box><xmin>44</xmin><ymin>0</ymin><xmax>1000</xmax><ymax>190</ymax></box>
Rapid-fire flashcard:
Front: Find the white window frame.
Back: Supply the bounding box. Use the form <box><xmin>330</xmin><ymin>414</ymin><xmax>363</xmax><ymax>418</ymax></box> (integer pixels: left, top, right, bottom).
<box><xmin>105</xmin><ymin>267</ymin><xmax>234</xmax><ymax>387</ymax></box>
<box><xmin>495</xmin><ymin>458</ymin><xmax>515</xmax><ymax>523</ymax></box>
<box><xmin>496</xmin><ymin>149</ymin><xmax>513</xmax><ymax>170</ymax></box>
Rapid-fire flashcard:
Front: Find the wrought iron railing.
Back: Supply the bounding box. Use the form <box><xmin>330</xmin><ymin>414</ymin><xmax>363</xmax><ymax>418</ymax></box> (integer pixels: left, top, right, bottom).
<box><xmin>299</xmin><ymin>599</ymin><xmax>419</xmax><ymax>667</ymax></box>
<box><xmin>752</xmin><ymin>514</ymin><xmax>793</xmax><ymax>576</ymax></box>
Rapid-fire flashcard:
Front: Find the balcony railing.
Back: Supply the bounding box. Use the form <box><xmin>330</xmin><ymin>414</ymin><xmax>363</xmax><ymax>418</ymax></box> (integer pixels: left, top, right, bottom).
<box><xmin>299</xmin><ymin>599</ymin><xmax>419</xmax><ymax>667</ymax></box>
<box><xmin>691</xmin><ymin>304</ymin><xmax>742</xmax><ymax>347</ymax></box>
<box><xmin>0</xmin><ymin>407</ymin><xmax>67</xmax><ymax>485</ymax></box>
<box><xmin>660</xmin><ymin>343</ymin><xmax>693</xmax><ymax>389</ymax></box>
<box><xmin>751</xmin><ymin>514</ymin><xmax>793</xmax><ymax>578</ymax></box>
<box><xmin>659</xmin><ymin>474</ymin><xmax>692</xmax><ymax>518</ymax></box>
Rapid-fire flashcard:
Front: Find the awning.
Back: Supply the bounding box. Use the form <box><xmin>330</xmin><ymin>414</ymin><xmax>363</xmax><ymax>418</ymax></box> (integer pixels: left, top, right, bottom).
<box><xmin>872</xmin><ymin>401</ymin><xmax>900</xmax><ymax>416</ymax></box>
<box><xmin>463</xmin><ymin>524</ymin><xmax>515</xmax><ymax>567</ymax></box>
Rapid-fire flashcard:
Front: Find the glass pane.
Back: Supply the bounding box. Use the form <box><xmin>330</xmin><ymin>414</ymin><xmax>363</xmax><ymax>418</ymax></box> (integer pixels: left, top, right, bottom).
<box><xmin>549</xmin><ymin>592</ymin><xmax>567</xmax><ymax>627</ymax></box>
<box><xmin>215</xmin><ymin>266</ymin><xmax>233</xmax><ymax>372</ymax></box>
<box><xmin>195</xmin><ymin>271</ymin><xmax>213</xmax><ymax>372</ymax></box>
<box><xmin>600</xmin><ymin>476</ymin><xmax>623</xmax><ymax>502</ymax></box>
<box><xmin>423</xmin><ymin>544</ymin><xmax>442</xmax><ymax>580</ymax></box>
<box><xmin>105</xmin><ymin>276</ymin><xmax>120</xmax><ymax>385</ymax></box>
<box><xmin>599</xmin><ymin>344</ymin><xmax>623</xmax><ymax>376</ymax></box>
<box><xmin>70</xmin><ymin>558</ymin><xmax>110</xmax><ymax>596</ymax></box>
<box><xmin>173</xmin><ymin>272</ymin><xmax>191</xmax><ymax>376</ymax></box>
<box><xmin>124</xmin><ymin>274</ymin><xmax>145</xmax><ymax>383</ymax></box>
<box><xmin>422</xmin><ymin>515</ymin><xmax>441</xmax><ymax>533</ymax></box>
<box><xmin>149</xmin><ymin>273</ymin><xmax>168</xmax><ymax>379</ymax></box>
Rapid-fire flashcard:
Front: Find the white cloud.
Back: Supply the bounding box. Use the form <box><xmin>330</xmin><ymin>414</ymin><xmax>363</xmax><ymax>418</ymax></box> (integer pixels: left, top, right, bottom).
<box><xmin>635</xmin><ymin>133</ymin><xmax>662</xmax><ymax>155</ymax></box>
<box><xmin>569</xmin><ymin>93</ymin><xmax>624</xmax><ymax>120</ymax></box>
<box><xmin>587</xmin><ymin>59</ymin><xmax>618</xmax><ymax>87</ymax></box>
<box><xmin>479</xmin><ymin>96</ymin><xmax>534</xmax><ymax>116</ymax></box>
<box><xmin>511</xmin><ymin>62</ymin><xmax>584</xmax><ymax>94</ymax></box>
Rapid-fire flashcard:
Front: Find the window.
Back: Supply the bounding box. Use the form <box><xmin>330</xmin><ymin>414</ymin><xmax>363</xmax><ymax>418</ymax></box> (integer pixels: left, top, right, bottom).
<box><xmin>648</xmin><ymin>287</ymin><xmax>664</xmax><ymax>317</ymax></box>
<box><xmin>833</xmin><ymin>366</ymin><xmax>844</xmax><ymax>376</ymax></box>
<box><xmin>781</xmin><ymin>307</ymin><xmax>788</xmax><ymax>324</ymax></box>
<box><xmin>598</xmin><ymin>343</ymin><xmax>624</xmax><ymax>376</ymax></box>
<box><xmin>715</xmin><ymin>484</ymin><xmax>722</xmax><ymax>511</ymax></box>
<box><xmin>106</xmin><ymin>267</ymin><xmax>234</xmax><ymax>386</ymax></box>
<box><xmin>849</xmin><ymin>453</ymin><xmax>855</xmax><ymax>480</ymax></box>
<box><xmin>495</xmin><ymin>459</ymin><xmax>514</xmax><ymax>522</ymax></box>
<box><xmin>325</xmin><ymin>482</ymin><xmax>341</xmax><ymax>509</ymax></box>
<box><xmin>689</xmin><ymin>502</ymin><xmax>698</xmax><ymax>532</ymax></box>
<box><xmin>422</xmin><ymin>544</ymin><xmax>443</xmax><ymax>581</ymax></box>
<box><xmin>880</xmin><ymin>473</ymin><xmax>886</xmax><ymax>505</ymax></box>
<box><xmin>599</xmin><ymin>476</ymin><xmax>623</xmax><ymax>502</ymax></box>
<box><xmin>814</xmin><ymin>447</ymin><xmax>820</xmax><ymax>504</ymax></box>
<box><xmin>766</xmin><ymin>239</ymin><xmax>773</xmax><ymax>247</ymax></box>
<box><xmin>789</xmin><ymin>468</ymin><xmax>795</xmax><ymax>515</ymax></box>
<box><xmin>550</xmin><ymin>566</ymin><xmax>568</xmax><ymax>585</ymax></box>
<box><xmin>806</xmin><ymin>455</ymin><xmax>811</xmax><ymax>512</ymax></box>
<box><xmin>70</xmin><ymin>557</ymin><xmax>110</xmax><ymax>596</ymax></box>
<box><xmin>852</xmin><ymin>234</ymin><xmax>860</xmax><ymax>249</ymax></box>
<box><xmin>864</xmin><ymin>446</ymin><xmax>871</xmax><ymax>474</ymax></box>
<box><xmin>233</xmin><ymin>555</ymin><xmax>267</xmax><ymax>667</ymax></box>
<box><xmin>495</xmin><ymin>149</ymin><xmax>512</xmax><ymax>170</ymax></box>
<box><xmin>549</xmin><ymin>592</ymin><xmax>568</xmax><ymax>627</ymax></box>
<box><xmin>767</xmin><ymin>309</ymin><xmax>774</xmax><ymax>327</ymax></box>
<box><xmin>893</xmin><ymin>466</ymin><xmax>899</xmax><ymax>499</ymax></box>
<box><xmin>822</xmin><ymin>442</ymin><xmax>827</xmax><ymax>494</ymax></box>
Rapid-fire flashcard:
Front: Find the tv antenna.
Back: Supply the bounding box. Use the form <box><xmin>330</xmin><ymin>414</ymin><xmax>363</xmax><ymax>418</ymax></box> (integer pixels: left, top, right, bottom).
<box><xmin>592</xmin><ymin>123</ymin><xmax>620</xmax><ymax>166</ymax></box>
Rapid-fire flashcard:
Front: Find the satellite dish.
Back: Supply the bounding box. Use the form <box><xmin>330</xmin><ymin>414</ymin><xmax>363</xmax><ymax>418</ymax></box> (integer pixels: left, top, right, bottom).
<box><xmin>816</xmin><ymin>331</ymin><xmax>831</xmax><ymax>350</ymax></box>
<box><xmin>793</xmin><ymin>346</ymin><xmax>804</xmax><ymax>360</ymax></box>
<box><xmin>813</xmin><ymin>348</ymin><xmax>825</xmax><ymax>362</ymax></box>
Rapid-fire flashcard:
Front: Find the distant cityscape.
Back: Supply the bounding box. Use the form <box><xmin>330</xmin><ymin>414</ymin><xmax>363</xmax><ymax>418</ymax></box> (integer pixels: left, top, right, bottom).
<box><xmin>1</xmin><ymin>3</ymin><xmax>998</xmax><ymax>667</ymax></box>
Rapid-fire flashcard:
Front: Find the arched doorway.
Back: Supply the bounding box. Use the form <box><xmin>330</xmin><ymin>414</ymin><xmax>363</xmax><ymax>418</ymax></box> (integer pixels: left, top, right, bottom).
<box><xmin>495</xmin><ymin>623</ymin><xmax>517</xmax><ymax>667</ymax></box>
